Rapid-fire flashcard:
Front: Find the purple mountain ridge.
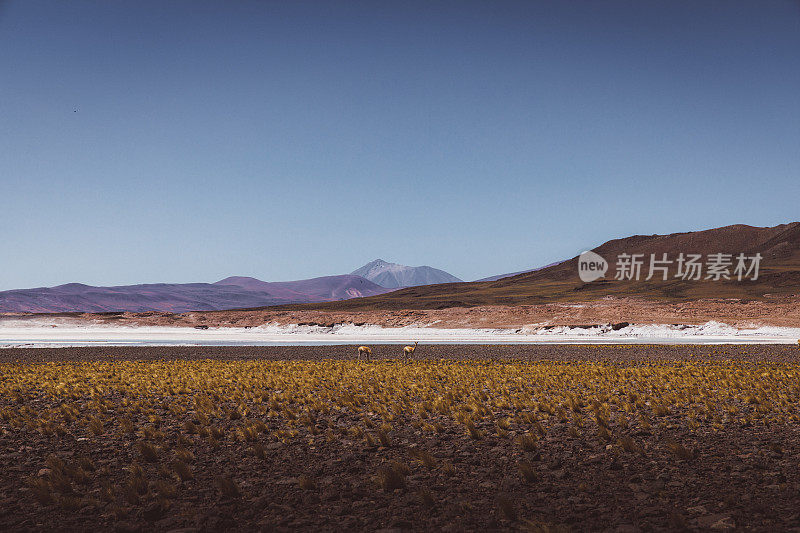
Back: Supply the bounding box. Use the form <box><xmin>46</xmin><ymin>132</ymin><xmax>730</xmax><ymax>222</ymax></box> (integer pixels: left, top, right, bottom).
<box><xmin>474</xmin><ymin>262</ymin><xmax>563</xmax><ymax>282</ymax></box>
<box><xmin>213</xmin><ymin>275</ymin><xmax>393</xmax><ymax>303</ymax></box>
<box><xmin>0</xmin><ymin>275</ymin><xmax>393</xmax><ymax>314</ymax></box>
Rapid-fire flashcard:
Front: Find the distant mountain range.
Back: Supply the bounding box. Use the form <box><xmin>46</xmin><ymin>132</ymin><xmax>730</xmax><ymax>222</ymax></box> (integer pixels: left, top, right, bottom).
<box><xmin>18</xmin><ymin>225</ymin><xmax>782</xmax><ymax>316</ymax></box>
<box><xmin>0</xmin><ymin>275</ymin><xmax>392</xmax><ymax>314</ymax></box>
<box><xmin>0</xmin><ymin>259</ymin><xmax>469</xmax><ymax>314</ymax></box>
<box><xmin>352</xmin><ymin>259</ymin><xmax>462</xmax><ymax>288</ymax></box>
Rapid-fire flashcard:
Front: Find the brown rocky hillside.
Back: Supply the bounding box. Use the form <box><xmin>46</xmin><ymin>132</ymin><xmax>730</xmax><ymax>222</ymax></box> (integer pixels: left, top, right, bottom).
<box><xmin>286</xmin><ymin>223</ymin><xmax>800</xmax><ymax>310</ymax></box>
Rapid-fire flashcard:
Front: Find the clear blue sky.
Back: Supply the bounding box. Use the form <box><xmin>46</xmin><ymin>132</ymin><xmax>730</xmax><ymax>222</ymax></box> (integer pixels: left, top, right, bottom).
<box><xmin>1</xmin><ymin>1</ymin><xmax>798</xmax><ymax>290</ymax></box>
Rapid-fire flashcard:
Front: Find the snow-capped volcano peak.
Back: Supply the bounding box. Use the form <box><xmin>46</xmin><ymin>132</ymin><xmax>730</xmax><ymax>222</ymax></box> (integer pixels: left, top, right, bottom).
<box><xmin>351</xmin><ymin>259</ymin><xmax>462</xmax><ymax>289</ymax></box>
<box><xmin>355</xmin><ymin>259</ymin><xmax>405</xmax><ymax>277</ymax></box>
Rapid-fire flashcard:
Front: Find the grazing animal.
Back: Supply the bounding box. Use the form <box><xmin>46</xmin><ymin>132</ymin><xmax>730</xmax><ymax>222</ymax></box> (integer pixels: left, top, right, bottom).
<box><xmin>403</xmin><ymin>341</ymin><xmax>419</xmax><ymax>358</ymax></box>
<box><xmin>357</xmin><ymin>346</ymin><xmax>372</xmax><ymax>360</ymax></box>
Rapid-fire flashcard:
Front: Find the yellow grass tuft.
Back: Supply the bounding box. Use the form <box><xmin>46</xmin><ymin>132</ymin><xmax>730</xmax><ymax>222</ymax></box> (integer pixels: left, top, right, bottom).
<box><xmin>136</xmin><ymin>441</ymin><xmax>160</xmax><ymax>463</ymax></box>
<box><xmin>298</xmin><ymin>475</ymin><xmax>316</xmax><ymax>490</ymax></box>
<box><xmin>216</xmin><ymin>476</ymin><xmax>241</xmax><ymax>499</ymax></box>
<box><xmin>409</xmin><ymin>448</ymin><xmax>437</xmax><ymax>469</ymax></box>
<box><xmin>376</xmin><ymin>461</ymin><xmax>408</xmax><ymax>491</ymax></box>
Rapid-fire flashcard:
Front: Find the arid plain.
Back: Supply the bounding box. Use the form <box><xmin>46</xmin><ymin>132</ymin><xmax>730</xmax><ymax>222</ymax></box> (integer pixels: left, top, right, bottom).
<box><xmin>2</xmin><ymin>344</ymin><xmax>800</xmax><ymax>532</ymax></box>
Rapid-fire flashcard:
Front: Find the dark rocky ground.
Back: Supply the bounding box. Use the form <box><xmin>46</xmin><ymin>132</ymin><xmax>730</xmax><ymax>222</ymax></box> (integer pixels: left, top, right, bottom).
<box><xmin>2</xmin><ymin>343</ymin><xmax>800</xmax><ymax>363</ymax></box>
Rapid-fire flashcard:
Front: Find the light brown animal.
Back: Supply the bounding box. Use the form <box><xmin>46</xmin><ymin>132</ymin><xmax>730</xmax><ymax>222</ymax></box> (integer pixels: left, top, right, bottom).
<box><xmin>403</xmin><ymin>341</ymin><xmax>418</xmax><ymax>358</ymax></box>
<box><xmin>357</xmin><ymin>346</ymin><xmax>372</xmax><ymax>360</ymax></box>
